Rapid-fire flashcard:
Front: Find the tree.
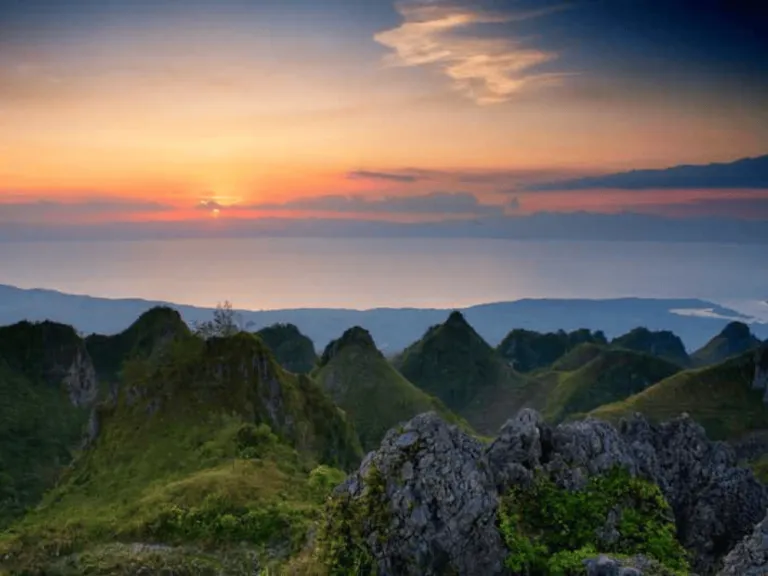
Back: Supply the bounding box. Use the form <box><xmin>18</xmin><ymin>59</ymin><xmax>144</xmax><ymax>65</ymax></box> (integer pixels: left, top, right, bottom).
<box><xmin>193</xmin><ymin>301</ymin><xmax>253</xmax><ymax>339</ymax></box>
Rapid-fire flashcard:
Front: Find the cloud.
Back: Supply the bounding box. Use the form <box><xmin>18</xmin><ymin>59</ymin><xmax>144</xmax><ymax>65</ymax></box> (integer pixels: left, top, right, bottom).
<box><xmin>636</xmin><ymin>197</ymin><xmax>768</xmax><ymax>219</ymax></box>
<box><xmin>528</xmin><ymin>154</ymin><xmax>768</xmax><ymax>191</ymax></box>
<box><xmin>507</xmin><ymin>196</ymin><xmax>521</xmax><ymax>210</ymax></box>
<box><xmin>196</xmin><ymin>200</ymin><xmax>225</xmax><ymax>211</ymax></box>
<box><xmin>374</xmin><ymin>0</ymin><xmax>570</xmax><ymax>104</ymax></box>
<box><xmin>247</xmin><ymin>192</ymin><xmax>507</xmax><ymax>217</ymax></box>
<box><xmin>347</xmin><ymin>170</ymin><xmax>422</xmax><ymax>183</ymax></box>
<box><xmin>0</xmin><ymin>199</ymin><xmax>172</xmax><ymax>223</ymax></box>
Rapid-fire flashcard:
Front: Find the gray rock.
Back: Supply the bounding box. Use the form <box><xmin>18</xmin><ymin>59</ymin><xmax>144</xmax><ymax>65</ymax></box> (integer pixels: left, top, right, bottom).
<box><xmin>719</xmin><ymin>509</ymin><xmax>768</xmax><ymax>575</ymax></box>
<box><xmin>337</xmin><ymin>412</ymin><xmax>505</xmax><ymax>576</ymax></box>
<box><xmin>62</xmin><ymin>346</ymin><xmax>98</xmax><ymax>407</ymax></box>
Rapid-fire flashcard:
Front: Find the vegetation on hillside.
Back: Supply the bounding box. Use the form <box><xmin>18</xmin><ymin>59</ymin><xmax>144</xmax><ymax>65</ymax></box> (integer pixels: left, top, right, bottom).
<box><xmin>690</xmin><ymin>321</ymin><xmax>762</xmax><ymax>367</ymax></box>
<box><xmin>497</xmin><ymin>328</ymin><xmax>607</xmax><ymax>373</ymax></box>
<box><xmin>394</xmin><ymin>311</ymin><xmax>530</xmax><ymax>435</ymax></box>
<box><xmin>0</xmin><ymin>321</ymin><xmax>93</xmax><ymax>528</ymax></box>
<box><xmin>591</xmin><ymin>350</ymin><xmax>768</xmax><ymax>440</ymax></box>
<box><xmin>314</xmin><ymin>326</ymin><xmax>464</xmax><ymax>450</ymax></box>
<box><xmin>610</xmin><ymin>328</ymin><xmax>690</xmax><ymax>367</ymax></box>
<box><xmin>257</xmin><ymin>323</ymin><xmax>317</xmax><ymax>374</ymax></box>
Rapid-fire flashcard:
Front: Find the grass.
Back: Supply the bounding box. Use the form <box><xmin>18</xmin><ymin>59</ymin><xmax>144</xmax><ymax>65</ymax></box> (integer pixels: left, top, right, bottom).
<box><xmin>0</xmin><ymin>331</ymin><xmax>361</xmax><ymax>573</ymax></box>
<box><xmin>590</xmin><ymin>351</ymin><xmax>768</xmax><ymax>440</ymax></box>
<box><xmin>393</xmin><ymin>311</ymin><xmax>531</xmax><ymax>435</ymax></box>
<box><xmin>610</xmin><ymin>328</ymin><xmax>690</xmax><ymax>367</ymax></box>
<box><xmin>689</xmin><ymin>321</ymin><xmax>762</xmax><ymax>367</ymax></box>
<box><xmin>496</xmin><ymin>328</ymin><xmax>607</xmax><ymax>373</ymax></box>
<box><xmin>314</xmin><ymin>327</ymin><xmax>465</xmax><ymax>450</ymax></box>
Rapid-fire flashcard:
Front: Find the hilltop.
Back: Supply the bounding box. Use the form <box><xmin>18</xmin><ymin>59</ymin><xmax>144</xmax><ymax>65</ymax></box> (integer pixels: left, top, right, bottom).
<box><xmin>313</xmin><ymin>326</ymin><xmax>463</xmax><ymax>450</ymax></box>
<box><xmin>394</xmin><ymin>311</ymin><xmax>530</xmax><ymax>434</ymax></box>
<box><xmin>496</xmin><ymin>328</ymin><xmax>607</xmax><ymax>372</ymax></box>
<box><xmin>256</xmin><ymin>323</ymin><xmax>317</xmax><ymax>374</ymax></box>
<box><xmin>0</xmin><ymin>328</ymin><xmax>362</xmax><ymax>573</ymax></box>
<box><xmin>690</xmin><ymin>320</ymin><xmax>763</xmax><ymax>366</ymax></box>
<box><xmin>610</xmin><ymin>327</ymin><xmax>690</xmax><ymax>366</ymax></box>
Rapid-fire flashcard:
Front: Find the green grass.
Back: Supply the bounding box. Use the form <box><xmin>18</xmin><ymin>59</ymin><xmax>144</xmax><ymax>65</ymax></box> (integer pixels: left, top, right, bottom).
<box><xmin>314</xmin><ymin>327</ymin><xmax>465</xmax><ymax>450</ymax></box>
<box><xmin>610</xmin><ymin>328</ymin><xmax>690</xmax><ymax>367</ymax></box>
<box><xmin>590</xmin><ymin>351</ymin><xmax>768</xmax><ymax>440</ymax></box>
<box><xmin>496</xmin><ymin>329</ymin><xmax>607</xmax><ymax>373</ymax></box>
<box><xmin>541</xmin><ymin>348</ymin><xmax>681</xmax><ymax>423</ymax></box>
<box><xmin>689</xmin><ymin>321</ymin><xmax>762</xmax><ymax>367</ymax></box>
<box><xmin>256</xmin><ymin>323</ymin><xmax>318</xmax><ymax>375</ymax></box>
<box><xmin>393</xmin><ymin>311</ymin><xmax>531</xmax><ymax>435</ymax></box>
<box><xmin>0</xmin><ymin>331</ymin><xmax>361</xmax><ymax>573</ymax></box>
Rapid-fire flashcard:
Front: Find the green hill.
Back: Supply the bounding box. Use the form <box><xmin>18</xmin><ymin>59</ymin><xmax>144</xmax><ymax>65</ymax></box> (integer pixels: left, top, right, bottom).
<box><xmin>611</xmin><ymin>327</ymin><xmax>690</xmax><ymax>366</ymax></box>
<box><xmin>0</xmin><ymin>330</ymin><xmax>362</xmax><ymax>573</ymax></box>
<box><xmin>497</xmin><ymin>328</ymin><xmax>607</xmax><ymax>372</ymax></box>
<box><xmin>314</xmin><ymin>326</ymin><xmax>463</xmax><ymax>450</ymax></box>
<box><xmin>541</xmin><ymin>347</ymin><xmax>681</xmax><ymax>423</ymax></box>
<box><xmin>591</xmin><ymin>349</ymin><xmax>768</xmax><ymax>440</ymax></box>
<box><xmin>256</xmin><ymin>323</ymin><xmax>317</xmax><ymax>374</ymax></box>
<box><xmin>0</xmin><ymin>320</ymin><xmax>97</xmax><ymax>528</ymax></box>
<box><xmin>394</xmin><ymin>311</ymin><xmax>530</xmax><ymax>434</ymax></box>
<box><xmin>690</xmin><ymin>321</ymin><xmax>762</xmax><ymax>367</ymax></box>
<box><xmin>85</xmin><ymin>306</ymin><xmax>190</xmax><ymax>387</ymax></box>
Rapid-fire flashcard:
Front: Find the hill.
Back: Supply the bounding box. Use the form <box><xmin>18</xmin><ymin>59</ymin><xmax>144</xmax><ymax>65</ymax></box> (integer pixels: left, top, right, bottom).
<box><xmin>394</xmin><ymin>311</ymin><xmax>530</xmax><ymax>434</ymax></box>
<box><xmin>496</xmin><ymin>328</ymin><xmax>607</xmax><ymax>372</ymax></box>
<box><xmin>256</xmin><ymin>323</ymin><xmax>317</xmax><ymax>374</ymax></box>
<box><xmin>85</xmin><ymin>306</ymin><xmax>190</xmax><ymax>388</ymax></box>
<box><xmin>540</xmin><ymin>346</ymin><xmax>682</xmax><ymax>423</ymax></box>
<box><xmin>591</xmin><ymin>349</ymin><xmax>768</xmax><ymax>440</ymax></box>
<box><xmin>0</xmin><ymin>329</ymin><xmax>362</xmax><ymax>573</ymax></box>
<box><xmin>611</xmin><ymin>327</ymin><xmax>690</xmax><ymax>366</ymax></box>
<box><xmin>313</xmin><ymin>326</ymin><xmax>462</xmax><ymax>450</ymax></box>
<box><xmin>690</xmin><ymin>321</ymin><xmax>763</xmax><ymax>367</ymax></box>
<box><xmin>0</xmin><ymin>320</ymin><xmax>97</xmax><ymax>527</ymax></box>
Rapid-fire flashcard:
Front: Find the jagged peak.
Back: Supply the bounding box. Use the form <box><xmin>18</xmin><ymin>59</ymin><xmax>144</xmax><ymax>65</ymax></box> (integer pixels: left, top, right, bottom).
<box><xmin>319</xmin><ymin>326</ymin><xmax>379</xmax><ymax>366</ymax></box>
<box><xmin>445</xmin><ymin>310</ymin><xmax>470</xmax><ymax>328</ymax></box>
<box><xmin>718</xmin><ymin>320</ymin><xmax>753</xmax><ymax>341</ymax></box>
<box><xmin>257</xmin><ymin>322</ymin><xmax>305</xmax><ymax>337</ymax></box>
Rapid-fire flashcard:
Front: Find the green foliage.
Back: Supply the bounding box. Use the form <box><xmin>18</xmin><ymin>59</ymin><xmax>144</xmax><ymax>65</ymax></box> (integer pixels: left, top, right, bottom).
<box><xmin>257</xmin><ymin>323</ymin><xmax>318</xmax><ymax>374</ymax></box>
<box><xmin>394</xmin><ymin>311</ymin><xmax>531</xmax><ymax>435</ymax></box>
<box><xmin>192</xmin><ymin>301</ymin><xmax>252</xmax><ymax>339</ymax></box>
<box><xmin>497</xmin><ymin>329</ymin><xmax>607</xmax><ymax>373</ymax></box>
<box><xmin>610</xmin><ymin>328</ymin><xmax>690</xmax><ymax>367</ymax></box>
<box><xmin>0</xmin><ymin>321</ymin><xmax>92</xmax><ymax>528</ymax></box>
<box><xmin>750</xmin><ymin>454</ymin><xmax>768</xmax><ymax>484</ymax></box>
<box><xmin>591</xmin><ymin>350</ymin><xmax>768</xmax><ymax>440</ymax></box>
<box><xmin>315</xmin><ymin>327</ymin><xmax>466</xmax><ymax>450</ymax></box>
<box><xmin>313</xmin><ymin>466</ymin><xmax>388</xmax><ymax>576</ymax></box>
<box><xmin>499</xmin><ymin>468</ymin><xmax>689</xmax><ymax>575</ymax></box>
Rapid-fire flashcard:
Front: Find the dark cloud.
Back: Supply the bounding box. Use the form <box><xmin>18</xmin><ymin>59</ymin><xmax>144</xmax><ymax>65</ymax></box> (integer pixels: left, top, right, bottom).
<box><xmin>346</xmin><ymin>170</ymin><xmax>422</xmax><ymax>183</ymax></box>
<box><xmin>0</xmin><ymin>199</ymin><xmax>172</xmax><ymax>222</ymax></box>
<box><xmin>636</xmin><ymin>197</ymin><xmax>768</xmax><ymax>220</ymax></box>
<box><xmin>527</xmin><ymin>155</ymin><xmax>768</xmax><ymax>191</ymax></box>
<box><xmin>247</xmin><ymin>192</ymin><xmax>507</xmax><ymax>216</ymax></box>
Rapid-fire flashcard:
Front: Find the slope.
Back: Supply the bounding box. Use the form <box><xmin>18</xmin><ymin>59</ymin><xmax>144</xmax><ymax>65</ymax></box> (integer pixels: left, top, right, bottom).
<box><xmin>690</xmin><ymin>321</ymin><xmax>762</xmax><ymax>367</ymax></box>
<box><xmin>0</xmin><ymin>330</ymin><xmax>362</xmax><ymax>574</ymax></box>
<box><xmin>314</xmin><ymin>327</ymin><xmax>463</xmax><ymax>450</ymax></box>
<box><xmin>394</xmin><ymin>311</ymin><xmax>530</xmax><ymax>435</ymax></box>
<box><xmin>611</xmin><ymin>327</ymin><xmax>690</xmax><ymax>366</ymax></box>
<box><xmin>0</xmin><ymin>320</ymin><xmax>97</xmax><ymax>528</ymax></box>
<box><xmin>256</xmin><ymin>323</ymin><xmax>317</xmax><ymax>374</ymax></box>
<box><xmin>541</xmin><ymin>347</ymin><xmax>682</xmax><ymax>423</ymax></box>
<box><xmin>591</xmin><ymin>350</ymin><xmax>768</xmax><ymax>440</ymax></box>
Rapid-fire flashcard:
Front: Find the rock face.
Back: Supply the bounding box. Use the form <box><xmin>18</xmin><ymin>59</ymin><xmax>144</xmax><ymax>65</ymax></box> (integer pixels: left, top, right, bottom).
<box><xmin>336</xmin><ymin>412</ymin><xmax>505</xmax><ymax>576</ymax></box>
<box><xmin>719</xmin><ymin>510</ymin><xmax>768</xmax><ymax>575</ymax></box>
<box><xmin>63</xmin><ymin>346</ymin><xmax>98</xmax><ymax>407</ymax></box>
<box><xmin>335</xmin><ymin>408</ymin><xmax>767</xmax><ymax>575</ymax></box>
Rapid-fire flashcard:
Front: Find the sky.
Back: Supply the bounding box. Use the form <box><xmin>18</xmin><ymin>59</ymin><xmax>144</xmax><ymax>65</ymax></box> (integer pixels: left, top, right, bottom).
<box><xmin>1</xmin><ymin>0</ymin><xmax>767</xmax><ymax>232</ymax></box>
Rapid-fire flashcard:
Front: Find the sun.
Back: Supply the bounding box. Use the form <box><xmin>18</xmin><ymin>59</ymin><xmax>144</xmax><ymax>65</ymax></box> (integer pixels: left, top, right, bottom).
<box><xmin>211</xmin><ymin>208</ymin><xmax>221</xmax><ymax>218</ymax></box>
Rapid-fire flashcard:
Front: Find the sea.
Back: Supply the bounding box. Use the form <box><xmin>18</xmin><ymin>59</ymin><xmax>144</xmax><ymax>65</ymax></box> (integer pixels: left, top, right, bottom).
<box><xmin>1</xmin><ymin>238</ymin><xmax>766</xmax><ymax>320</ymax></box>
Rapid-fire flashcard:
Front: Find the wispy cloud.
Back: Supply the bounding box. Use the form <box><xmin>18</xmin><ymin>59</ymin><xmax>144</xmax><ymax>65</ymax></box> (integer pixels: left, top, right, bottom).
<box><xmin>0</xmin><ymin>199</ymin><xmax>172</xmax><ymax>223</ymax></box>
<box><xmin>246</xmin><ymin>191</ymin><xmax>507</xmax><ymax>217</ymax></box>
<box><xmin>347</xmin><ymin>170</ymin><xmax>422</xmax><ymax>183</ymax></box>
<box><xmin>375</xmin><ymin>0</ymin><xmax>570</xmax><ymax>104</ymax></box>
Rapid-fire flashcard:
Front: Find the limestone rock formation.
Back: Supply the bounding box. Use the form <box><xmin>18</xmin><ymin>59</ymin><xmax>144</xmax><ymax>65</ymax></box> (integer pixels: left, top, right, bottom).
<box><xmin>334</xmin><ymin>412</ymin><xmax>505</xmax><ymax>576</ymax></box>
<box><xmin>718</xmin><ymin>510</ymin><xmax>768</xmax><ymax>575</ymax></box>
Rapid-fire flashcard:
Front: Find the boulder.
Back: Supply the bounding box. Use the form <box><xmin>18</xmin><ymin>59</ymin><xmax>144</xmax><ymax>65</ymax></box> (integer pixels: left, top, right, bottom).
<box><xmin>718</xmin><ymin>510</ymin><xmax>768</xmax><ymax>575</ymax></box>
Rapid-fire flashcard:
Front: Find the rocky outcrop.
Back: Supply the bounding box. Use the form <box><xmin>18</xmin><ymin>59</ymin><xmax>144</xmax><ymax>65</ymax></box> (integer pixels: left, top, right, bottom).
<box><xmin>63</xmin><ymin>346</ymin><xmax>98</xmax><ymax>407</ymax></box>
<box><xmin>718</xmin><ymin>510</ymin><xmax>768</xmax><ymax>575</ymax></box>
<box><xmin>332</xmin><ymin>408</ymin><xmax>767</xmax><ymax>575</ymax></box>
<box><xmin>334</xmin><ymin>412</ymin><xmax>505</xmax><ymax>576</ymax></box>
